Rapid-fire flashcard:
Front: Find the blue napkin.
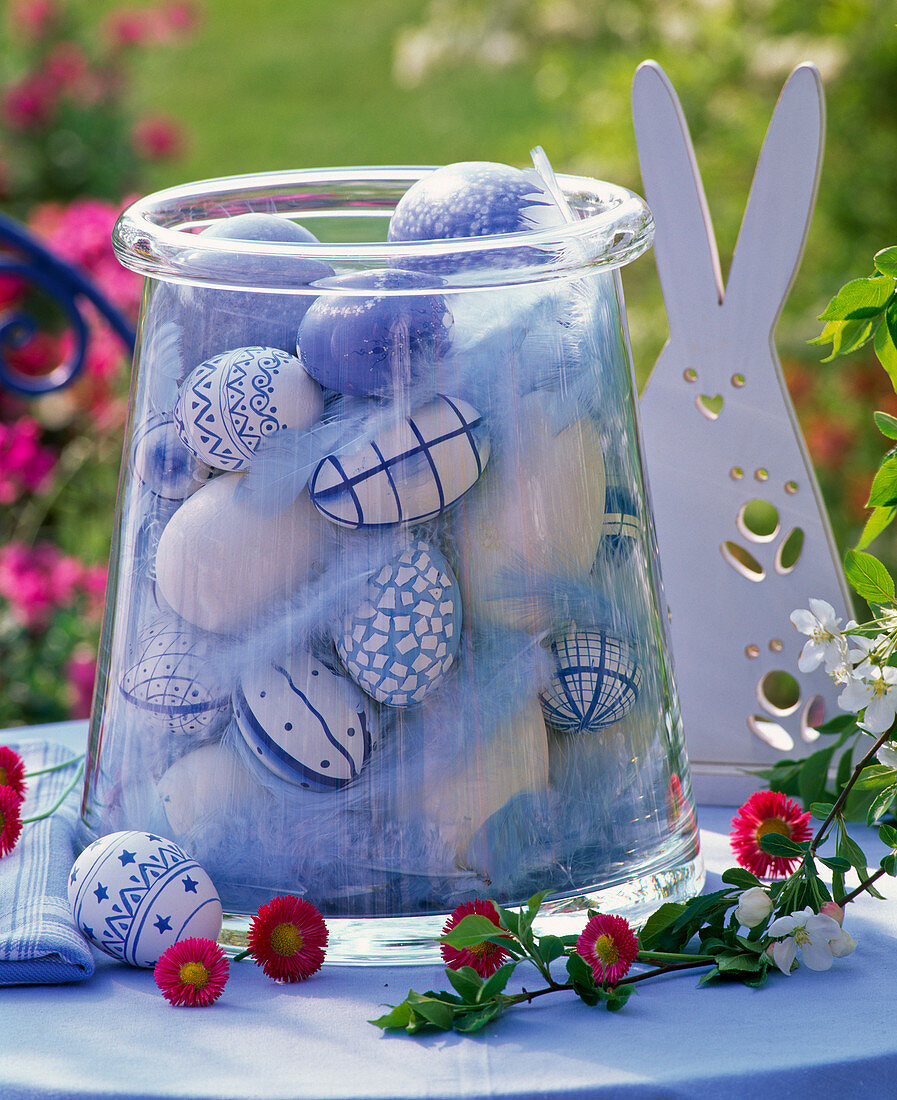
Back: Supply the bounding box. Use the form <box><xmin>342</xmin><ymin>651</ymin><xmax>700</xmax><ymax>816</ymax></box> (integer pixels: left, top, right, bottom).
<box><xmin>0</xmin><ymin>740</ymin><xmax>95</xmax><ymax>984</ymax></box>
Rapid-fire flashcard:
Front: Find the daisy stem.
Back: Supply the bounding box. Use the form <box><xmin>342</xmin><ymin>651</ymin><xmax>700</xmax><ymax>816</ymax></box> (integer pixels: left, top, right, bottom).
<box><xmin>809</xmin><ymin>727</ymin><xmax>894</xmax><ymax>855</ymax></box>
<box><xmin>618</xmin><ymin>959</ymin><xmax>716</xmax><ymax>986</ymax></box>
<box><xmin>232</xmin><ymin>949</ymin><xmax>251</xmax><ymax>962</ymax></box>
<box><xmin>25</xmin><ymin>754</ymin><xmax>85</xmax><ymax>777</ymax></box>
<box><xmin>20</xmin><ymin>760</ymin><xmax>85</xmax><ymax>823</ymax></box>
<box><xmin>635</xmin><ymin>950</ymin><xmax>715</xmax><ymax>965</ymax></box>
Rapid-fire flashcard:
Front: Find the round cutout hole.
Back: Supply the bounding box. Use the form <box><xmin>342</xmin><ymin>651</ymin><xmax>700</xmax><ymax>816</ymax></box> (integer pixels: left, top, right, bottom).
<box><xmin>737</xmin><ymin>499</ymin><xmax>780</xmax><ymax>543</ymax></box>
<box><xmin>758</xmin><ymin>670</ymin><xmax>800</xmax><ymax>717</ymax></box>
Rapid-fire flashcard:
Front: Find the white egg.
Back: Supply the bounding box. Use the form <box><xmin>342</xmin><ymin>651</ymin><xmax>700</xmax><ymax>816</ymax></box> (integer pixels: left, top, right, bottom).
<box><xmin>175</xmin><ymin>346</ymin><xmax>323</xmax><ymax>471</ymax></box>
<box><xmin>335</xmin><ymin>541</ymin><xmax>461</xmax><ymax>706</ymax></box>
<box><xmin>154</xmin><ymin>472</ymin><xmax>332</xmax><ymax>634</ymax></box>
<box><xmin>131</xmin><ymin>414</ymin><xmax>213</xmax><ymax>500</ymax></box>
<box><xmin>309</xmin><ymin>394</ymin><xmax>489</xmax><ymax>528</ymax></box>
<box><xmin>68</xmin><ymin>830</ymin><xmax>222</xmax><ymax>967</ymax></box>
<box><xmin>454</xmin><ymin>395</ymin><xmax>606</xmax><ymax>631</ymax></box>
<box><xmin>119</xmin><ymin>617</ymin><xmax>231</xmax><ymax>738</ymax></box>
<box><xmin>234</xmin><ymin>651</ymin><xmax>375</xmax><ymax>789</ymax></box>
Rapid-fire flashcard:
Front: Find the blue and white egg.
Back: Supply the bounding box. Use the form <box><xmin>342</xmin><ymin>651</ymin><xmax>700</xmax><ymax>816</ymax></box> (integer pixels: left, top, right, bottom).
<box><xmin>119</xmin><ymin>618</ymin><xmax>231</xmax><ymax>738</ymax></box>
<box><xmin>539</xmin><ymin>629</ymin><xmax>641</xmax><ymax>734</ymax></box>
<box><xmin>336</xmin><ymin>542</ymin><xmax>461</xmax><ymax>706</ymax></box>
<box><xmin>599</xmin><ymin>485</ymin><xmax>640</xmax><ymax>563</ymax></box>
<box><xmin>67</xmin><ymin>830</ymin><xmax>222</xmax><ymax>968</ymax></box>
<box><xmin>234</xmin><ymin>651</ymin><xmax>374</xmax><ymax>790</ymax></box>
<box><xmin>131</xmin><ymin>414</ymin><xmax>213</xmax><ymax>500</ymax></box>
<box><xmin>175</xmin><ymin>346</ymin><xmax>323</xmax><ymax>471</ymax></box>
<box><xmin>309</xmin><ymin>394</ymin><xmax>489</xmax><ymax>528</ymax></box>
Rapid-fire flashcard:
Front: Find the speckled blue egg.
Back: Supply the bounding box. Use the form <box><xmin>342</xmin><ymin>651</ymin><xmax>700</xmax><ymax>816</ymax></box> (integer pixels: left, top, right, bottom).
<box><xmin>309</xmin><ymin>394</ymin><xmax>489</xmax><ymax>528</ymax></box>
<box><xmin>68</xmin><ymin>831</ymin><xmax>222</xmax><ymax>967</ymax></box>
<box><xmin>234</xmin><ymin>651</ymin><xmax>374</xmax><ymax>790</ymax></box>
<box><xmin>120</xmin><ymin>618</ymin><xmax>231</xmax><ymax>738</ymax></box>
<box><xmin>336</xmin><ymin>542</ymin><xmax>461</xmax><ymax>706</ymax></box>
<box><xmin>175</xmin><ymin>346</ymin><xmax>323</xmax><ymax>471</ymax></box>
<box><xmin>296</xmin><ymin>268</ymin><xmax>452</xmax><ymax>396</ymax></box>
<box><xmin>539</xmin><ymin>630</ymin><xmax>641</xmax><ymax>734</ymax></box>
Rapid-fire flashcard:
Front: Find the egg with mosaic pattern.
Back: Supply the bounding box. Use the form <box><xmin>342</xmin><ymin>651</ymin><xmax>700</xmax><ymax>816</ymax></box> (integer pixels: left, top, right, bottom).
<box><xmin>233</xmin><ymin>651</ymin><xmax>375</xmax><ymax>790</ymax></box>
<box><xmin>539</xmin><ymin>630</ymin><xmax>641</xmax><ymax>734</ymax></box>
<box><xmin>68</xmin><ymin>831</ymin><xmax>222</xmax><ymax>968</ymax></box>
<box><xmin>336</xmin><ymin>541</ymin><xmax>461</xmax><ymax>706</ymax></box>
<box><xmin>175</xmin><ymin>346</ymin><xmax>323</xmax><ymax>472</ymax></box>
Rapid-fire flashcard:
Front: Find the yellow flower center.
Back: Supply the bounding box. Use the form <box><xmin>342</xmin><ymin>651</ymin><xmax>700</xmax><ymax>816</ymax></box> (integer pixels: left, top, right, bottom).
<box><xmin>593</xmin><ymin>933</ymin><xmax>621</xmax><ymax>967</ymax></box>
<box><xmin>179</xmin><ymin>961</ymin><xmax>210</xmax><ymax>989</ymax></box>
<box><xmin>270</xmin><ymin>921</ymin><xmax>302</xmax><ymax>957</ymax></box>
<box><xmin>0</xmin><ymin>767</ymin><xmax>8</xmax><ymax>785</ymax></box>
<box><xmin>872</xmin><ymin>677</ymin><xmax>890</xmax><ymax>699</ymax></box>
<box><xmin>793</xmin><ymin>926</ymin><xmax>811</xmax><ymax>947</ymax></box>
<box><xmin>756</xmin><ymin>817</ymin><xmax>790</xmax><ymax>841</ymax></box>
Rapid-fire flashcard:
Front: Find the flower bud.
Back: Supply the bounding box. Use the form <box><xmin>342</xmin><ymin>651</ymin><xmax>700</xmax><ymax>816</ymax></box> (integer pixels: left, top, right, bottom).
<box><xmin>819</xmin><ymin>900</ymin><xmax>844</xmax><ymax>926</ymax></box>
<box><xmin>829</xmin><ymin>928</ymin><xmax>857</xmax><ymax>958</ymax></box>
<box><xmin>734</xmin><ymin>886</ymin><xmax>773</xmax><ymax>928</ymax></box>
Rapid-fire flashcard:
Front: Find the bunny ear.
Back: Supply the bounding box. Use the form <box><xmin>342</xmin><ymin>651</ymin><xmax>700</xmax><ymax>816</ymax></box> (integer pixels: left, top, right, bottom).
<box><xmin>724</xmin><ymin>63</ymin><xmax>825</xmax><ymax>330</ymax></box>
<box><xmin>632</xmin><ymin>60</ymin><xmax>724</xmax><ymax>330</ymax></box>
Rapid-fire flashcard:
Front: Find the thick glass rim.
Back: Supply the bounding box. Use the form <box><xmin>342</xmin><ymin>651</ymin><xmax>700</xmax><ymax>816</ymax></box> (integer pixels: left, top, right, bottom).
<box><xmin>112</xmin><ymin>165</ymin><xmax>654</xmax><ymax>291</ymax></box>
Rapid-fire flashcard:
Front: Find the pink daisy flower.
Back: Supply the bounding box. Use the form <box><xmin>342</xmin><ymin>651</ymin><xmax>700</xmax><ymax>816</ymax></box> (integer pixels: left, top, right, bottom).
<box><xmin>0</xmin><ymin>787</ymin><xmax>24</xmax><ymax>858</ymax></box>
<box><xmin>730</xmin><ymin>789</ymin><xmax>812</xmax><ymax>879</ymax></box>
<box><xmin>154</xmin><ymin>938</ymin><xmax>229</xmax><ymax>1007</ymax></box>
<box><xmin>247</xmin><ymin>895</ymin><xmax>328</xmax><ymax>982</ymax></box>
<box><xmin>576</xmin><ymin>913</ymin><xmax>639</xmax><ymax>986</ymax></box>
<box><xmin>0</xmin><ymin>746</ymin><xmax>27</xmax><ymax>801</ymax></box>
<box><xmin>440</xmin><ymin>899</ymin><xmax>512</xmax><ymax>978</ymax></box>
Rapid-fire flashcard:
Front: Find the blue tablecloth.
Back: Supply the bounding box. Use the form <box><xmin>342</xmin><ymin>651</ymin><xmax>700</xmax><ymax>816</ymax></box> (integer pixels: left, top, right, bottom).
<box><xmin>1</xmin><ymin>721</ymin><xmax>895</xmax><ymax>1100</ymax></box>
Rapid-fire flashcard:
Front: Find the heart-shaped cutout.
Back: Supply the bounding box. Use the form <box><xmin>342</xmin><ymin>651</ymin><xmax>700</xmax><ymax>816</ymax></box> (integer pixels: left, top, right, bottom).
<box><xmin>696</xmin><ymin>393</ymin><xmax>724</xmax><ymax>420</ymax></box>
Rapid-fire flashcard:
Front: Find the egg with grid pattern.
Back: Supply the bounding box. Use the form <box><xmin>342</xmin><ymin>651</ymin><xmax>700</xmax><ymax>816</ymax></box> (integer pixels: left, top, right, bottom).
<box><xmin>67</xmin><ymin>830</ymin><xmax>222</xmax><ymax>968</ymax></box>
<box><xmin>539</xmin><ymin>630</ymin><xmax>641</xmax><ymax>734</ymax></box>
<box><xmin>296</xmin><ymin>268</ymin><xmax>452</xmax><ymax>396</ymax></box>
<box><xmin>309</xmin><ymin>394</ymin><xmax>489</xmax><ymax>528</ymax></box>
<box><xmin>120</xmin><ymin>618</ymin><xmax>231</xmax><ymax>738</ymax></box>
<box><xmin>233</xmin><ymin>651</ymin><xmax>374</xmax><ymax>790</ymax></box>
<box><xmin>336</xmin><ymin>542</ymin><xmax>461</xmax><ymax>707</ymax></box>
<box><xmin>131</xmin><ymin>415</ymin><xmax>213</xmax><ymax>500</ymax></box>
<box><xmin>600</xmin><ymin>485</ymin><xmax>640</xmax><ymax>563</ymax></box>
<box><xmin>175</xmin><ymin>346</ymin><xmax>323</xmax><ymax>472</ymax></box>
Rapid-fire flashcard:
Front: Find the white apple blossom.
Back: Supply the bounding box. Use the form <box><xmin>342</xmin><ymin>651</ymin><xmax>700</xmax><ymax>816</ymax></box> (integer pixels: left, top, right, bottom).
<box><xmin>839</xmin><ymin>665</ymin><xmax>897</xmax><ymax>734</ymax></box>
<box><xmin>829</xmin><ymin>928</ymin><xmax>858</xmax><ymax>958</ymax></box>
<box><xmin>766</xmin><ymin>906</ymin><xmax>843</xmax><ymax>974</ymax></box>
<box><xmin>734</xmin><ymin>886</ymin><xmax>773</xmax><ymax>928</ymax></box>
<box><xmin>790</xmin><ymin>600</ymin><xmax>847</xmax><ymax>674</ymax></box>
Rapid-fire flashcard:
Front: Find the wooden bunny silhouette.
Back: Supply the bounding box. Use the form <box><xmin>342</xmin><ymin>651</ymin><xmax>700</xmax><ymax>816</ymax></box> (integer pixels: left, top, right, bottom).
<box><xmin>632</xmin><ymin>60</ymin><xmax>853</xmax><ymax>803</ymax></box>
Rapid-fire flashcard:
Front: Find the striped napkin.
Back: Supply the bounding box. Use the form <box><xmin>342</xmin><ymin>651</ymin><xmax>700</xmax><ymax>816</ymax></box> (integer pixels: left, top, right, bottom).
<box><xmin>0</xmin><ymin>740</ymin><xmax>94</xmax><ymax>984</ymax></box>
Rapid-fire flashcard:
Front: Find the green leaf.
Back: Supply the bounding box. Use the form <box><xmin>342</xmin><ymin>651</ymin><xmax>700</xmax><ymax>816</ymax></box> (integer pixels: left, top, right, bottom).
<box><xmin>370</xmin><ymin>1001</ymin><xmax>415</xmax><ymax>1031</ymax></box>
<box><xmin>758</xmin><ymin>832</ymin><xmax>807</xmax><ymax>857</ymax></box>
<box><xmin>479</xmin><ymin>962</ymin><xmax>517</xmax><ymax>1002</ymax></box>
<box><xmin>720</xmin><ymin>867</ymin><xmax>762</xmax><ymax>889</ymax></box>
<box><xmin>445</xmin><ymin>966</ymin><xmax>484</xmax><ymax>1003</ymax></box>
<box><xmin>874</xmin><ymin>247</ymin><xmax>897</xmax><ymax>277</ymax></box>
<box><xmin>405</xmin><ymin>992</ymin><xmax>457</xmax><ymax>1030</ymax></box>
<box><xmin>818</xmin><ymin>855</ymin><xmax>852</xmax><ymax>873</ymax></box>
<box><xmin>440</xmin><ymin>914</ymin><xmax>509</xmax><ymax>951</ymax></box>
<box><xmin>866</xmin><ymin>785</ymin><xmax>897</xmax><ymax>825</ymax></box>
<box><xmin>875</xmin><ymin>413</ymin><xmax>897</xmax><ymax>440</ymax></box>
<box><xmin>809</xmin><ymin>801</ymin><xmax>836</xmax><ymax>820</ymax></box>
<box><xmin>879</xmin><ymin>823</ymin><xmax>897</xmax><ymax>848</ymax></box>
<box><xmin>453</xmin><ymin>1002</ymin><xmax>504</xmax><ymax>1033</ymax></box>
<box><xmin>819</xmin><ymin>275</ymin><xmax>896</xmax><ymax>320</ymax></box>
<box><xmin>874</xmin><ymin>315</ymin><xmax>897</xmax><ymax>390</ymax></box>
<box><xmin>843</xmin><ymin>548</ymin><xmax>896</xmax><ymax>603</ymax></box>
<box><xmin>811</xmin><ymin>316</ymin><xmax>877</xmax><ymax>361</ymax></box>
<box><xmin>837</xmin><ymin>830</ymin><xmax>870</xmax><ymax>879</ymax></box>
<box><xmin>566</xmin><ymin>950</ymin><xmax>596</xmax><ymax>989</ymax></box>
<box><xmin>535</xmin><ymin>935</ymin><xmax>566</xmax><ymax>966</ymax></box>
<box><xmin>852</xmin><ymin>764</ymin><xmax>897</xmax><ymax>791</ymax></box>
<box><xmin>867</xmin><ymin>458</ymin><xmax>897</xmax><ymax>509</ymax></box>
<box><xmin>716</xmin><ymin>952</ymin><xmax>761</xmax><ymax>973</ymax></box>
<box><xmin>857</xmin><ymin>505</ymin><xmax>897</xmax><ymax>550</ymax></box>
<box><xmin>799</xmin><ymin>746</ymin><xmax>837</xmax><ymax>809</ymax></box>
<box><xmin>881</xmin><ymin>852</ymin><xmax>897</xmax><ymax>877</ymax></box>
<box><xmin>636</xmin><ymin>901</ymin><xmax>688</xmax><ymax>950</ymax></box>
<box><xmin>836</xmin><ymin>746</ymin><xmax>854</xmax><ymax>791</ymax></box>
<box><xmin>604</xmin><ymin>985</ymin><xmax>633</xmax><ymax>1012</ymax></box>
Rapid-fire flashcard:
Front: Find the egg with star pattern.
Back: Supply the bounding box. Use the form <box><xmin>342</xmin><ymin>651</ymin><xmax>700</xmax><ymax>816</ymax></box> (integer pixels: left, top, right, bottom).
<box><xmin>67</xmin><ymin>831</ymin><xmax>222</xmax><ymax>967</ymax></box>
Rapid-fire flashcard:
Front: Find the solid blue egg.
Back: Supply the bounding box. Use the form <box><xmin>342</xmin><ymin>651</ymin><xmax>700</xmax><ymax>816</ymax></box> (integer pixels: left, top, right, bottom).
<box><xmin>296</xmin><ymin>268</ymin><xmax>452</xmax><ymax>396</ymax></box>
<box><xmin>539</xmin><ymin>629</ymin><xmax>641</xmax><ymax>734</ymax></box>
<box><xmin>387</xmin><ymin>162</ymin><xmax>566</xmax><ymax>272</ymax></box>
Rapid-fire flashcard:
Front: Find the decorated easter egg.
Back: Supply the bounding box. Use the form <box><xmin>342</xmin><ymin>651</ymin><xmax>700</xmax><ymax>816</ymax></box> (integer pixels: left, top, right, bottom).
<box><xmin>67</xmin><ymin>830</ymin><xmax>222</xmax><ymax>967</ymax></box>
<box><xmin>309</xmin><ymin>394</ymin><xmax>489</xmax><ymax>528</ymax></box>
<box><xmin>155</xmin><ymin>472</ymin><xmax>331</xmax><ymax>633</ymax></box>
<box><xmin>234</xmin><ymin>651</ymin><xmax>374</xmax><ymax>790</ymax></box>
<box><xmin>599</xmin><ymin>484</ymin><xmax>640</xmax><ymax>563</ymax></box>
<box><xmin>186</xmin><ymin>213</ymin><xmax>334</xmax><ymax>359</ymax></box>
<box><xmin>131</xmin><ymin>415</ymin><xmax>213</xmax><ymax>500</ymax></box>
<box><xmin>539</xmin><ymin>630</ymin><xmax>641</xmax><ymax>734</ymax></box>
<box><xmin>175</xmin><ymin>346</ymin><xmax>323</xmax><ymax>472</ymax></box>
<box><xmin>454</xmin><ymin>394</ymin><xmax>606</xmax><ymax>631</ymax></box>
<box><xmin>296</xmin><ymin>268</ymin><xmax>452</xmax><ymax>396</ymax></box>
<box><xmin>388</xmin><ymin>161</ymin><xmax>566</xmax><ymax>246</ymax></box>
<box><xmin>336</xmin><ymin>541</ymin><xmax>461</xmax><ymax>706</ymax></box>
<box><xmin>119</xmin><ymin>617</ymin><xmax>231</xmax><ymax>738</ymax></box>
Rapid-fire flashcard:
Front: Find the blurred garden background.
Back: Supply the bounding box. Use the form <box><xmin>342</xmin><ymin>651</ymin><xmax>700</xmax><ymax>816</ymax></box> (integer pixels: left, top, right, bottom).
<box><xmin>1</xmin><ymin>0</ymin><xmax>896</xmax><ymax>727</ymax></box>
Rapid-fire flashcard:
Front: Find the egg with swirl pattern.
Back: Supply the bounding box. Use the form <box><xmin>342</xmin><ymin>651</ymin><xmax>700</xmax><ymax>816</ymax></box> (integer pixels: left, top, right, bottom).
<box><xmin>175</xmin><ymin>346</ymin><xmax>323</xmax><ymax>472</ymax></box>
